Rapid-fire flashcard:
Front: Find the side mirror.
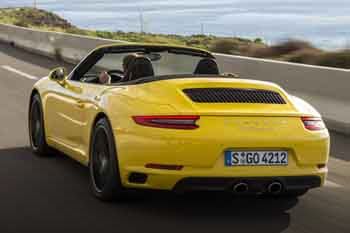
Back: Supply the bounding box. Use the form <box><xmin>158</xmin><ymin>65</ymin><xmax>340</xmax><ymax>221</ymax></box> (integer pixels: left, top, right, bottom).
<box><xmin>49</xmin><ymin>67</ymin><xmax>67</xmax><ymax>84</ymax></box>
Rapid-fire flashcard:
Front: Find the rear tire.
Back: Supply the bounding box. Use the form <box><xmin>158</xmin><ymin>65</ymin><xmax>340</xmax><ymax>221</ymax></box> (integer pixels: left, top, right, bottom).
<box><xmin>28</xmin><ymin>94</ymin><xmax>51</xmax><ymax>156</ymax></box>
<box><xmin>89</xmin><ymin>117</ymin><xmax>124</xmax><ymax>201</ymax></box>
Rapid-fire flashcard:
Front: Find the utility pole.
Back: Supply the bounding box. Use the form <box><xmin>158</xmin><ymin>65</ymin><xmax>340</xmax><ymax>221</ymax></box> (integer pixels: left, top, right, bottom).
<box><xmin>201</xmin><ymin>23</ymin><xmax>204</xmax><ymax>35</ymax></box>
<box><xmin>34</xmin><ymin>0</ymin><xmax>37</xmax><ymax>9</ymax></box>
<box><xmin>139</xmin><ymin>11</ymin><xmax>144</xmax><ymax>33</ymax></box>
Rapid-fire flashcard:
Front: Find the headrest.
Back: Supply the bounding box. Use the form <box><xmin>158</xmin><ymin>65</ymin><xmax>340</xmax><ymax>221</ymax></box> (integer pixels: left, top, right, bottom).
<box><xmin>194</xmin><ymin>58</ymin><xmax>219</xmax><ymax>75</ymax></box>
<box><xmin>124</xmin><ymin>56</ymin><xmax>154</xmax><ymax>82</ymax></box>
<box><xmin>123</xmin><ymin>54</ymin><xmax>138</xmax><ymax>71</ymax></box>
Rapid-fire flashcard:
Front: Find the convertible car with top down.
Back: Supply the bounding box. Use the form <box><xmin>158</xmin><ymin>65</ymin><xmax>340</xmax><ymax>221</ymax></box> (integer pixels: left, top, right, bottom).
<box><xmin>28</xmin><ymin>44</ymin><xmax>329</xmax><ymax>201</ymax></box>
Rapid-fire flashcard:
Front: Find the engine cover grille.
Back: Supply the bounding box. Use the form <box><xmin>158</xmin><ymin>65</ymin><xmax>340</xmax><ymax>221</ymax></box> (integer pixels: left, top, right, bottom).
<box><xmin>183</xmin><ymin>88</ymin><xmax>286</xmax><ymax>104</ymax></box>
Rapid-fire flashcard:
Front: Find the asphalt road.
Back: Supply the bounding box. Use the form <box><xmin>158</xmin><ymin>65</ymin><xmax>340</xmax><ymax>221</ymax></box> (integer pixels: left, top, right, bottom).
<box><xmin>0</xmin><ymin>42</ymin><xmax>349</xmax><ymax>233</ymax></box>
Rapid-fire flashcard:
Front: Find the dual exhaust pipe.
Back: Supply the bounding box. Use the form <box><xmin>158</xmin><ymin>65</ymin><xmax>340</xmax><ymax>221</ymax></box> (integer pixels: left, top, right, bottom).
<box><xmin>267</xmin><ymin>182</ymin><xmax>283</xmax><ymax>195</ymax></box>
<box><xmin>233</xmin><ymin>182</ymin><xmax>249</xmax><ymax>193</ymax></box>
<box><xmin>232</xmin><ymin>181</ymin><xmax>283</xmax><ymax>194</ymax></box>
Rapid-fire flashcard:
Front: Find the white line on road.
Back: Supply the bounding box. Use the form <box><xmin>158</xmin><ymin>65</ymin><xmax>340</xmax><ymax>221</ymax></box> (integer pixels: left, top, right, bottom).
<box><xmin>1</xmin><ymin>65</ymin><xmax>38</xmax><ymax>80</ymax></box>
<box><xmin>325</xmin><ymin>180</ymin><xmax>343</xmax><ymax>188</ymax></box>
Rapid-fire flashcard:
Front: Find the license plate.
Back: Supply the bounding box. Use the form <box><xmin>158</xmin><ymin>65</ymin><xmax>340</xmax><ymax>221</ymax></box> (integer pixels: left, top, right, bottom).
<box><xmin>225</xmin><ymin>151</ymin><xmax>288</xmax><ymax>166</ymax></box>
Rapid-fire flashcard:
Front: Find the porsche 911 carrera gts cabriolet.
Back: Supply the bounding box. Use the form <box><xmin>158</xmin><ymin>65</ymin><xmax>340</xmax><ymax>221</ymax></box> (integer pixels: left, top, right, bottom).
<box><xmin>28</xmin><ymin>44</ymin><xmax>329</xmax><ymax>201</ymax></box>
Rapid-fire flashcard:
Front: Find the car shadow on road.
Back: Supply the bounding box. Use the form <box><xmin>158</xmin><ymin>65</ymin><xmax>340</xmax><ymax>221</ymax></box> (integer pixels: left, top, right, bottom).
<box><xmin>123</xmin><ymin>191</ymin><xmax>295</xmax><ymax>233</ymax></box>
<box><xmin>0</xmin><ymin>146</ymin><xmax>295</xmax><ymax>233</ymax></box>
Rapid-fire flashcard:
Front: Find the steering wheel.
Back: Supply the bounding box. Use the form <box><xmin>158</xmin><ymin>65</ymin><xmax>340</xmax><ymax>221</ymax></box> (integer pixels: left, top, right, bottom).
<box><xmin>107</xmin><ymin>70</ymin><xmax>124</xmax><ymax>82</ymax></box>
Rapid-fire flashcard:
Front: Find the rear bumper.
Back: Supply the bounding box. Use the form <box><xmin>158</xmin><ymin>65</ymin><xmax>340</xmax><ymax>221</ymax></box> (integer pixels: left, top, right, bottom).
<box><xmin>115</xmin><ymin>116</ymin><xmax>329</xmax><ymax>192</ymax></box>
<box><xmin>121</xmin><ymin>165</ymin><xmax>327</xmax><ymax>192</ymax></box>
<box><xmin>173</xmin><ymin>176</ymin><xmax>322</xmax><ymax>193</ymax></box>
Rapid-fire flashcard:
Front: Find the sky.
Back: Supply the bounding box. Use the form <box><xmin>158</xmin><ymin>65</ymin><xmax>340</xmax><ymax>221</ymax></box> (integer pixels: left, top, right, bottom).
<box><xmin>1</xmin><ymin>0</ymin><xmax>350</xmax><ymax>49</ymax></box>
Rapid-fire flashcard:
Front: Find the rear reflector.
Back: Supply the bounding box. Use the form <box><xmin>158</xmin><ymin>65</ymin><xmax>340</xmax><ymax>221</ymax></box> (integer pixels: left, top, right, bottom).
<box><xmin>302</xmin><ymin>117</ymin><xmax>326</xmax><ymax>131</ymax></box>
<box><xmin>132</xmin><ymin>115</ymin><xmax>199</xmax><ymax>129</ymax></box>
<box><xmin>145</xmin><ymin>164</ymin><xmax>183</xmax><ymax>170</ymax></box>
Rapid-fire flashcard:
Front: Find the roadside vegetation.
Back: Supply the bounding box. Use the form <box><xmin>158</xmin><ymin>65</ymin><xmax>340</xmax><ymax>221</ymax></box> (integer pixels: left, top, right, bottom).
<box><xmin>1</xmin><ymin>7</ymin><xmax>350</xmax><ymax>69</ymax></box>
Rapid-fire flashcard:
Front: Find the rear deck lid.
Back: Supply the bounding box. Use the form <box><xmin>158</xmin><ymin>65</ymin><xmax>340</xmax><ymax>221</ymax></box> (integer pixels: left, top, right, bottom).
<box><xmin>165</xmin><ymin>78</ymin><xmax>301</xmax><ymax>116</ymax></box>
<box><xmin>116</xmin><ymin>77</ymin><xmax>304</xmax><ymax>117</ymax></box>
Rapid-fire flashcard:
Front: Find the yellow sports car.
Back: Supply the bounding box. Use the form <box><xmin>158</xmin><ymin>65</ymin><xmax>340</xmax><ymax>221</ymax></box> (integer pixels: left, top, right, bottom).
<box><xmin>28</xmin><ymin>44</ymin><xmax>329</xmax><ymax>201</ymax></box>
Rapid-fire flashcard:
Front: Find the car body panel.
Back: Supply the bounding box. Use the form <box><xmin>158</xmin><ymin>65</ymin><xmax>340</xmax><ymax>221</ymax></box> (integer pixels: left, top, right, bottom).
<box><xmin>35</xmin><ymin>78</ymin><xmax>108</xmax><ymax>165</ymax></box>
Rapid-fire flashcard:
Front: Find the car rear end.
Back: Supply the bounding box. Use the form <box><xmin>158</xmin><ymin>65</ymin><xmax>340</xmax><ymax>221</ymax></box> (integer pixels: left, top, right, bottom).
<box><xmin>112</xmin><ymin>77</ymin><xmax>329</xmax><ymax>195</ymax></box>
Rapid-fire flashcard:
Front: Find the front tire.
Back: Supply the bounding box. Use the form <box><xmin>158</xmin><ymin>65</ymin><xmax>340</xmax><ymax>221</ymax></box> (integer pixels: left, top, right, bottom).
<box><xmin>89</xmin><ymin>117</ymin><xmax>124</xmax><ymax>201</ymax></box>
<box><xmin>29</xmin><ymin>94</ymin><xmax>51</xmax><ymax>156</ymax></box>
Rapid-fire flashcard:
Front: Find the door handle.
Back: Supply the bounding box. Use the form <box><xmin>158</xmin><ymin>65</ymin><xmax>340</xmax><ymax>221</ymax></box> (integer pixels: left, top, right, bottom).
<box><xmin>75</xmin><ymin>100</ymin><xmax>87</xmax><ymax>108</ymax></box>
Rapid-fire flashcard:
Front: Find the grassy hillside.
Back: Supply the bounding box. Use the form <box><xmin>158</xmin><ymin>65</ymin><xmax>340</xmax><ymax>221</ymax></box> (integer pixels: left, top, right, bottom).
<box><xmin>0</xmin><ymin>7</ymin><xmax>73</xmax><ymax>30</ymax></box>
<box><xmin>1</xmin><ymin>7</ymin><xmax>350</xmax><ymax>69</ymax></box>
<box><xmin>0</xmin><ymin>7</ymin><xmax>262</xmax><ymax>51</ymax></box>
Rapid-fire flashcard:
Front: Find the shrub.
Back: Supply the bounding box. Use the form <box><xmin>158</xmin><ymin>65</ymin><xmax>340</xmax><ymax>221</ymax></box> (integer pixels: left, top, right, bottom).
<box><xmin>186</xmin><ymin>39</ymin><xmax>201</xmax><ymax>47</ymax></box>
<box><xmin>254</xmin><ymin>38</ymin><xmax>264</xmax><ymax>44</ymax></box>
<box><xmin>281</xmin><ymin>49</ymin><xmax>322</xmax><ymax>65</ymax></box>
<box><xmin>14</xmin><ymin>20</ymin><xmax>28</xmax><ymax>27</ymax></box>
<box><xmin>317</xmin><ymin>51</ymin><xmax>350</xmax><ymax>69</ymax></box>
<box><xmin>240</xmin><ymin>43</ymin><xmax>268</xmax><ymax>57</ymax></box>
<box><xmin>253</xmin><ymin>39</ymin><xmax>315</xmax><ymax>58</ymax></box>
<box><xmin>65</xmin><ymin>27</ymin><xmax>89</xmax><ymax>35</ymax></box>
<box><xmin>209</xmin><ymin>39</ymin><xmax>241</xmax><ymax>54</ymax></box>
<box><xmin>95</xmin><ymin>30</ymin><xmax>114</xmax><ymax>39</ymax></box>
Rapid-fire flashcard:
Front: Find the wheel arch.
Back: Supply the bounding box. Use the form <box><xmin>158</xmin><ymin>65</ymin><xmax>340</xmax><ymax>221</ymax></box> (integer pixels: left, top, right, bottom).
<box><xmin>93</xmin><ymin>112</ymin><xmax>109</xmax><ymax>127</ymax></box>
<box><xmin>29</xmin><ymin>88</ymin><xmax>49</xmax><ymax>135</ymax></box>
<box><xmin>88</xmin><ymin>111</ymin><xmax>124</xmax><ymax>200</ymax></box>
<box><xmin>28</xmin><ymin>88</ymin><xmax>41</xmax><ymax>127</ymax></box>
<box><xmin>29</xmin><ymin>88</ymin><xmax>40</xmax><ymax>110</ymax></box>
<box><xmin>30</xmin><ymin>88</ymin><xmax>40</xmax><ymax>100</ymax></box>
<box><xmin>28</xmin><ymin>88</ymin><xmax>51</xmax><ymax>155</ymax></box>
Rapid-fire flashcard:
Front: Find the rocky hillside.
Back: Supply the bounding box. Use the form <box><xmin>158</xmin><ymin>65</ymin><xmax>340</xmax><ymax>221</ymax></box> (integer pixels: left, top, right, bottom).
<box><xmin>0</xmin><ymin>7</ymin><xmax>74</xmax><ymax>29</ymax></box>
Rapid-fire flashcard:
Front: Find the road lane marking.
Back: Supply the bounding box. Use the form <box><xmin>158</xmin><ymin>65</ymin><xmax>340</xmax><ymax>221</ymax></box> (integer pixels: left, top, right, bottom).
<box><xmin>1</xmin><ymin>65</ymin><xmax>38</xmax><ymax>80</ymax></box>
<box><xmin>325</xmin><ymin>180</ymin><xmax>343</xmax><ymax>188</ymax></box>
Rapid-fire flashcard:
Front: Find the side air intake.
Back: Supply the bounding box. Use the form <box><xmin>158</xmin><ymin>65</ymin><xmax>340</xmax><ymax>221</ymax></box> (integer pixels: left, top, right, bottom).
<box><xmin>183</xmin><ymin>88</ymin><xmax>286</xmax><ymax>104</ymax></box>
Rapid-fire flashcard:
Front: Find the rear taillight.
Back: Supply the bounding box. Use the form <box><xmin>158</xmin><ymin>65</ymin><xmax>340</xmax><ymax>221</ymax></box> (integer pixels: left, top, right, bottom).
<box><xmin>132</xmin><ymin>115</ymin><xmax>200</xmax><ymax>129</ymax></box>
<box><xmin>301</xmin><ymin>117</ymin><xmax>326</xmax><ymax>131</ymax></box>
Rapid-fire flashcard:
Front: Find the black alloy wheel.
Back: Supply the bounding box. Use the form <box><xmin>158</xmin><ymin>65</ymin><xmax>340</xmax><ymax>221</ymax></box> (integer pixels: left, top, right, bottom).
<box><xmin>29</xmin><ymin>94</ymin><xmax>50</xmax><ymax>156</ymax></box>
<box><xmin>89</xmin><ymin>118</ymin><xmax>124</xmax><ymax>201</ymax></box>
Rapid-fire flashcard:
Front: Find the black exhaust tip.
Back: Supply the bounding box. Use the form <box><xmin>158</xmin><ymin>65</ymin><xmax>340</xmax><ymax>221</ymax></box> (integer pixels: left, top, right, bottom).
<box><xmin>267</xmin><ymin>182</ymin><xmax>283</xmax><ymax>194</ymax></box>
<box><xmin>233</xmin><ymin>182</ymin><xmax>249</xmax><ymax>193</ymax></box>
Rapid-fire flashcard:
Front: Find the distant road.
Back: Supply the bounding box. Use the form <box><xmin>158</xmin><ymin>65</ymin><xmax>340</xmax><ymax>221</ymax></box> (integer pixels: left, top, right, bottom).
<box><xmin>0</xmin><ymin>42</ymin><xmax>349</xmax><ymax>233</ymax></box>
